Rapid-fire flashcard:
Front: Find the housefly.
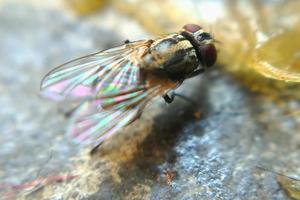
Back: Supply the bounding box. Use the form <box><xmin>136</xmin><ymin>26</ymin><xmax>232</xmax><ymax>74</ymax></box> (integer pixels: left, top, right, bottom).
<box><xmin>40</xmin><ymin>24</ymin><xmax>217</xmax><ymax>148</ymax></box>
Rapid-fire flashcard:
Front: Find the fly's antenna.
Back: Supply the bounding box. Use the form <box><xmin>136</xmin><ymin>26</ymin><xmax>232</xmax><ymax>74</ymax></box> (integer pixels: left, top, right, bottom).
<box><xmin>208</xmin><ymin>25</ymin><xmax>223</xmax><ymax>45</ymax></box>
<box><xmin>213</xmin><ymin>38</ymin><xmax>223</xmax><ymax>45</ymax></box>
<box><xmin>209</xmin><ymin>27</ymin><xmax>222</xmax><ymax>55</ymax></box>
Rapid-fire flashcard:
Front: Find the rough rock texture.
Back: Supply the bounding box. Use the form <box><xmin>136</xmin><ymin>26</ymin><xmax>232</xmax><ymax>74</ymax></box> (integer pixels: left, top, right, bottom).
<box><xmin>0</xmin><ymin>1</ymin><xmax>300</xmax><ymax>200</ymax></box>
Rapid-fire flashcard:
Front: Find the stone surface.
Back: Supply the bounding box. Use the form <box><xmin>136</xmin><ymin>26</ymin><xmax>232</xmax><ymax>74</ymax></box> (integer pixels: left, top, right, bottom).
<box><xmin>0</xmin><ymin>1</ymin><xmax>300</xmax><ymax>200</ymax></box>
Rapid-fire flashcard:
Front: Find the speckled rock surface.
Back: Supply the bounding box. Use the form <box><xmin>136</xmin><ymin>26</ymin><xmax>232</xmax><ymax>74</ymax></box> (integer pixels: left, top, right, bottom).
<box><xmin>0</xmin><ymin>1</ymin><xmax>300</xmax><ymax>200</ymax></box>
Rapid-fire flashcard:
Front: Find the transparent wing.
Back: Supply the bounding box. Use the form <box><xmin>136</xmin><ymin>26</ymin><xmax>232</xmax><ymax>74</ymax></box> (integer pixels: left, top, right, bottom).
<box><xmin>40</xmin><ymin>40</ymin><xmax>152</xmax><ymax>101</ymax></box>
<box><xmin>41</xmin><ymin>39</ymin><xmax>178</xmax><ymax>147</ymax></box>
<box><xmin>67</xmin><ymin>86</ymin><xmax>163</xmax><ymax>147</ymax></box>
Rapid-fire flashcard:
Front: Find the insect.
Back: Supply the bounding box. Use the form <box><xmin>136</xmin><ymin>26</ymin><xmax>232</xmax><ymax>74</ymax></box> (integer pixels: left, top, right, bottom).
<box><xmin>40</xmin><ymin>24</ymin><xmax>217</xmax><ymax>148</ymax></box>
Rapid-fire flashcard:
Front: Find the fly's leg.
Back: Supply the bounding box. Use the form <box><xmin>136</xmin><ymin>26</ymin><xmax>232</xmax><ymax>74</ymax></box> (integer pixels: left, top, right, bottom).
<box><xmin>173</xmin><ymin>93</ymin><xmax>197</xmax><ymax>105</ymax></box>
<box><xmin>60</xmin><ymin>103</ymin><xmax>83</xmax><ymax>118</ymax></box>
<box><xmin>163</xmin><ymin>92</ymin><xmax>175</xmax><ymax>104</ymax></box>
<box><xmin>185</xmin><ymin>68</ymin><xmax>205</xmax><ymax>78</ymax></box>
<box><xmin>124</xmin><ymin>39</ymin><xmax>130</xmax><ymax>44</ymax></box>
<box><xmin>163</xmin><ymin>91</ymin><xmax>197</xmax><ymax>105</ymax></box>
<box><xmin>62</xmin><ymin>107</ymin><xmax>78</xmax><ymax>118</ymax></box>
<box><xmin>90</xmin><ymin>143</ymin><xmax>101</xmax><ymax>155</ymax></box>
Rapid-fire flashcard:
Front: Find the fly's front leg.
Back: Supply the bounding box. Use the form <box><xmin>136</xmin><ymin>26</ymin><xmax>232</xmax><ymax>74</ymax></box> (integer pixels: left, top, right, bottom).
<box><xmin>186</xmin><ymin>68</ymin><xmax>205</xmax><ymax>78</ymax></box>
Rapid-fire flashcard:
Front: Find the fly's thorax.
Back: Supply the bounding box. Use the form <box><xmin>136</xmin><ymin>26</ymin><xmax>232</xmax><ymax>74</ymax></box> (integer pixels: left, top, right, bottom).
<box><xmin>141</xmin><ymin>34</ymin><xmax>199</xmax><ymax>80</ymax></box>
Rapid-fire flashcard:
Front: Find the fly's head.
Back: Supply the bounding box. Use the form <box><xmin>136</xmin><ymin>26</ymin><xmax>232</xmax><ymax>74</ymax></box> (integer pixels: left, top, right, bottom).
<box><xmin>182</xmin><ymin>24</ymin><xmax>217</xmax><ymax>69</ymax></box>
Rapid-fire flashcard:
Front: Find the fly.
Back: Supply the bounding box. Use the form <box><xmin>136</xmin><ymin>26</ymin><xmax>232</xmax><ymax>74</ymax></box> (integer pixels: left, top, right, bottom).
<box><xmin>40</xmin><ymin>24</ymin><xmax>217</xmax><ymax>148</ymax></box>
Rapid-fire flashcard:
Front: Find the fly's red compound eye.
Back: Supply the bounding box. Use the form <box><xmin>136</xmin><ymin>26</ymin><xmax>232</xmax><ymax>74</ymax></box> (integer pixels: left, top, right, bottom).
<box><xmin>200</xmin><ymin>44</ymin><xmax>217</xmax><ymax>67</ymax></box>
<box><xmin>183</xmin><ymin>24</ymin><xmax>202</xmax><ymax>33</ymax></box>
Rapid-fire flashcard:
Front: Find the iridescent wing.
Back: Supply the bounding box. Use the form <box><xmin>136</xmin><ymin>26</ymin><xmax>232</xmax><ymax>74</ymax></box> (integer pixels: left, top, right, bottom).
<box><xmin>41</xmin><ymin>39</ymin><xmax>178</xmax><ymax>147</ymax></box>
<box><xmin>40</xmin><ymin>40</ymin><xmax>152</xmax><ymax>101</ymax></box>
<box><xmin>67</xmin><ymin>86</ymin><xmax>163</xmax><ymax>147</ymax></box>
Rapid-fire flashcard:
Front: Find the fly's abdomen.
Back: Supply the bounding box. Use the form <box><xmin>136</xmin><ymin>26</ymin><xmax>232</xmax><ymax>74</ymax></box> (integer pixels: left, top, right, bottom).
<box><xmin>142</xmin><ymin>34</ymin><xmax>199</xmax><ymax>79</ymax></box>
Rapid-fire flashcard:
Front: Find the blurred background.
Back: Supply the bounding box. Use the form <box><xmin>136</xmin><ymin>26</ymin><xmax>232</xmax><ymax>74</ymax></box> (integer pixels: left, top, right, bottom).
<box><xmin>1</xmin><ymin>0</ymin><xmax>300</xmax><ymax>199</ymax></box>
